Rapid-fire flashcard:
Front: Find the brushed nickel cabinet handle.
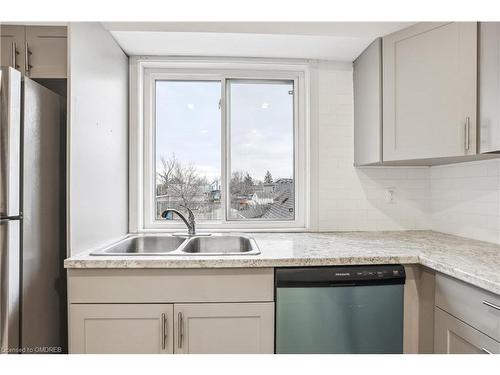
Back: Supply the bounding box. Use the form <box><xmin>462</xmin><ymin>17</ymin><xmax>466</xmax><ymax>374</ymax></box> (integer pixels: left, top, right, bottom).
<box><xmin>482</xmin><ymin>300</ymin><xmax>500</xmax><ymax>311</ymax></box>
<box><xmin>11</xmin><ymin>42</ymin><xmax>15</xmax><ymax>68</ymax></box>
<box><xmin>481</xmin><ymin>347</ymin><xmax>492</xmax><ymax>354</ymax></box>
<box><xmin>465</xmin><ymin>117</ymin><xmax>470</xmax><ymax>151</ymax></box>
<box><xmin>161</xmin><ymin>313</ymin><xmax>167</xmax><ymax>350</ymax></box>
<box><xmin>10</xmin><ymin>42</ymin><xmax>20</xmax><ymax>69</ymax></box>
<box><xmin>25</xmin><ymin>42</ymin><xmax>32</xmax><ymax>76</ymax></box>
<box><xmin>177</xmin><ymin>312</ymin><xmax>183</xmax><ymax>349</ymax></box>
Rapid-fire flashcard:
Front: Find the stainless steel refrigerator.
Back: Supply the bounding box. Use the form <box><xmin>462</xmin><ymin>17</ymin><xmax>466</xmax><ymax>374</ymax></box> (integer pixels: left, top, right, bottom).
<box><xmin>1</xmin><ymin>66</ymin><xmax>65</xmax><ymax>354</ymax></box>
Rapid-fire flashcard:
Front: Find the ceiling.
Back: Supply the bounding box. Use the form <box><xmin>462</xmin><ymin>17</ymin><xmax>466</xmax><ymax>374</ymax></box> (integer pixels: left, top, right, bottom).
<box><xmin>103</xmin><ymin>22</ymin><xmax>414</xmax><ymax>61</ymax></box>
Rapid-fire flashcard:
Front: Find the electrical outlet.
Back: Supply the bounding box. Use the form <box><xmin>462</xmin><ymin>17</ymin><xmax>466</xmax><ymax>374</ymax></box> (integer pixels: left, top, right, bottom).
<box><xmin>386</xmin><ymin>187</ymin><xmax>396</xmax><ymax>204</ymax></box>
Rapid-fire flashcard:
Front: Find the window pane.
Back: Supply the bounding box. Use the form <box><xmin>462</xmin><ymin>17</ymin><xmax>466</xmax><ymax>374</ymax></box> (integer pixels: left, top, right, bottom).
<box><xmin>228</xmin><ymin>80</ymin><xmax>295</xmax><ymax>221</ymax></box>
<box><xmin>155</xmin><ymin>81</ymin><xmax>221</xmax><ymax>221</ymax></box>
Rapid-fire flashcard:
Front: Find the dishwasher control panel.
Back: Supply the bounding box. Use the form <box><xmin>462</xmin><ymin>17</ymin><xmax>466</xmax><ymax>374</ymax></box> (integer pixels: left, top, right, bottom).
<box><xmin>275</xmin><ymin>264</ymin><xmax>406</xmax><ymax>287</ymax></box>
<box><xmin>351</xmin><ymin>267</ymin><xmax>403</xmax><ymax>279</ymax></box>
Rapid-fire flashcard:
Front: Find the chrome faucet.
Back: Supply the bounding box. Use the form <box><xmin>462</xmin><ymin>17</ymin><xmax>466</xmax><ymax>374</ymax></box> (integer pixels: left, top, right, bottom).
<box><xmin>161</xmin><ymin>205</ymin><xmax>196</xmax><ymax>236</ymax></box>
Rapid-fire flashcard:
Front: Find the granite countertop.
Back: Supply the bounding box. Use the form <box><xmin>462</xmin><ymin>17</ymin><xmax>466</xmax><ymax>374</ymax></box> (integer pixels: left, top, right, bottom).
<box><xmin>64</xmin><ymin>230</ymin><xmax>500</xmax><ymax>295</ymax></box>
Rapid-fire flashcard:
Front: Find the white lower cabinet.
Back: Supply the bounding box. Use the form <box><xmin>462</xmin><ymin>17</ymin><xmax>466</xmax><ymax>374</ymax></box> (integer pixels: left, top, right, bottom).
<box><xmin>68</xmin><ymin>268</ymin><xmax>275</xmax><ymax>354</ymax></box>
<box><xmin>70</xmin><ymin>304</ymin><xmax>174</xmax><ymax>354</ymax></box>
<box><xmin>174</xmin><ymin>303</ymin><xmax>274</xmax><ymax>354</ymax></box>
<box><xmin>434</xmin><ymin>274</ymin><xmax>500</xmax><ymax>354</ymax></box>
<box><xmin>434</xmin><ymin>307</ymin><xmax>499</xmax><ymax>354</ymax></box>
<box><xmin>69</xmin><ymin>302</ymin><xmax>274</xmax><ymax>354</ymax></box>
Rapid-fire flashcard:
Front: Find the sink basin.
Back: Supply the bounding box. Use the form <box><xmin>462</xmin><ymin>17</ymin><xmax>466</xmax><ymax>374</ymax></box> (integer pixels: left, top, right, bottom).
<box><xmin>89</xmin><ymin>234</ymin><xmax>260</xmax><ymax>256</ymax></box>
<box><xmin>180</xmin><ymin>235</ymin><xmax>260</xmax><ymax>255</ymax></box>
<box><xmin>90</xmin><ymin>235</ymin><xmax>187</xmax><ymax>255</ymax></box>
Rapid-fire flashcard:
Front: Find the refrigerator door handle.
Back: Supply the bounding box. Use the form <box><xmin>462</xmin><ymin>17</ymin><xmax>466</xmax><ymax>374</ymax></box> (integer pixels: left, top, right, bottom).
<box><xmin>0</xmin><ymin>215</ymin><xmax>22</xmax><ymax>224</ymax></box>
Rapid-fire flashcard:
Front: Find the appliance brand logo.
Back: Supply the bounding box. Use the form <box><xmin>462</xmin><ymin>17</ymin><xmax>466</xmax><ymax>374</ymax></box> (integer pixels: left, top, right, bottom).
<box><xmin>335</xmin><ymin>272</ymin><xmax>350</xmax><ymax>276</ymax></box>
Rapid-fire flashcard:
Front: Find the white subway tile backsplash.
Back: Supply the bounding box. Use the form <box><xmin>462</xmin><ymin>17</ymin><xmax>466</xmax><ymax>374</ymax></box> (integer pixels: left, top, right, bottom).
<box><xmin>406</xmin><ymin>169</ymin><xmax>430</xmax><ymax>179</ymax></box>
<box><xmin>430</xmin><ymin>159</ymin><xmax>500</xmax><ymax>244</ymax></box>
<box><xmin>487</xmin><ymin>162</ymin><xmax>500</xmax><ymax>176</ymax></box>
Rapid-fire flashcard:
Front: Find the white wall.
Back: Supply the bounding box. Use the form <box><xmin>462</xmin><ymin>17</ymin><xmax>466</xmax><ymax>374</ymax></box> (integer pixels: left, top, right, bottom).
<box><xmin>430</xmin><ymin>159</ymin><xmax>500</xmax><ymax>244</ymax></box>
<box><xmin>68</xmin><ymin>23</ymin><xmax>129</xmax><ymax>255</ymax></box>
<box><xmin>313</xmin><ymin>62</ymin><xmax>431</xmax><ymax>231</ymax></box>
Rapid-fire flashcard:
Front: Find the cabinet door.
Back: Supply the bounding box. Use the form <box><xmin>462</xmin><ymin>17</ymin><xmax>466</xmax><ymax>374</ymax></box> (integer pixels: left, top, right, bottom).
<box><xmin>174</xmin><ymin>302</ymin><xmax>274</xmax><ymax>354</ymax></box>
<box><xmin>0</xmin><ymin>25</ymin><xmax>25</xmax><ymax>72</ymax></box>
<box><xmin>69</xmin><ymin>304</ymin><xmax>174</xmax><ymax>354</ymax></box>
<box><xmin>383</xmin><ymin>22</ymin><xmax>477</xmax><ymax>161</ymax></box>
<box><xmin>479</xmin><ymin>22</ymin><xmax>500</xmax><ymax>153</ymax></box>
<box><xmin>25</xmin><ymin>26</ymin><xmax>67</xmax><ymax>78</ymax></box>
<box><xmin>434</xmin><ymin>307</ymin><xmax>500</xmax><ymax>354</ymax></box>
<box><xmin>354</xmin><ymin>38</ymin><xmax>382</xmax><ymax>166</ymax></box>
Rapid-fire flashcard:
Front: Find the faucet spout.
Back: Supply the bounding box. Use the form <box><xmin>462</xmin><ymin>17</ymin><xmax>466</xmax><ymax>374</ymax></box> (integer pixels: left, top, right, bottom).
<box><xmin>161</xmin><ymin>206</ymin><xmax>196</xmax><ymax>235</ymax></box>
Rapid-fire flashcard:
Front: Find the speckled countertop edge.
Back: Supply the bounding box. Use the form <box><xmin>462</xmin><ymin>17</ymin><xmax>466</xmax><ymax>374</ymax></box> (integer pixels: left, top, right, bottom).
<box><xmin>64</xmin><ymin>230</ymin><xmax>500</xmax><ymax>295</ymax></box>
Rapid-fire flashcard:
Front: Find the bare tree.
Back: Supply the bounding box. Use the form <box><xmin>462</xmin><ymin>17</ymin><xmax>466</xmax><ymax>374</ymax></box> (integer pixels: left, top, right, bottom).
<box><xmin>230</xmin><ymin>171</ymin><xmax>255</xmax><ymax>196</ymax></box>
<box><xmin>230</xmin><ymin>171</ymin><xmax>244</xmax><ymax>196</ymax></box>
<box><xmin>170</xmin><ymin>162</ymin><xmax>207</xmax><ymax>207</ymax></box>
<box><xmin>157</xmin><ymin>153</ymin><xmax>207</xmax><ymax>209</ymax></box>
<box><xmin>157</xmin><ymin>154</ymin><xmax>177</xmax><ymax>195</ymax></box>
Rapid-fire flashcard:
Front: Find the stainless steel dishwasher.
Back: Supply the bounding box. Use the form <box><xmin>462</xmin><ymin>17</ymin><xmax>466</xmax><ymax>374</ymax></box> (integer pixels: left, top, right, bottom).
<box><xmin>275</xmin><ymin>265</ymin><xmax>405</xmax><ymax>354</ymax></box>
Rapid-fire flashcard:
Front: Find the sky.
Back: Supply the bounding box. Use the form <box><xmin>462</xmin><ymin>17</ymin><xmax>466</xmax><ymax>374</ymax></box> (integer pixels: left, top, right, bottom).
<box><xmin>155</xmin><ymin>80</ymin><xmax>294</xmax><ymax>183</ymax></box>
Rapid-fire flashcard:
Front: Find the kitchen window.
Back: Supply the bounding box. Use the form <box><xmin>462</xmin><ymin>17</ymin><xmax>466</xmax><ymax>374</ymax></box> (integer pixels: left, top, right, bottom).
<box><xmin>155</xmin><ymin>80</ymin><xmax>222</xmax><ymax>221</ymax></box>
<box><xmin>132</xmin><ymin>59</ymin><xmax>308</xmax><ymax>231</ymax></box>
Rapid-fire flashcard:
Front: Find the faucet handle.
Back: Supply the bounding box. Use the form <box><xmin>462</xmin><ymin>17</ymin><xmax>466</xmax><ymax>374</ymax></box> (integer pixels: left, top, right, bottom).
<box><xmin>180</xmin><ymin>205</ymin><xmax>196</xmax><ymax>235</ymax></box>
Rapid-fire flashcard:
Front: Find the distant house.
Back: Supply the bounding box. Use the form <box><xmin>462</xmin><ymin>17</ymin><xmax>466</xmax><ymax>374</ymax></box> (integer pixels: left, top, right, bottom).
<box><xmin>263</xmin><ymin>183</ymin><xmax>275</xmax><ymax>194</ymax></box>
<box><xmin>234</xmin><ymin>195</ymin><xmax>252</xmax><ymax>210</ymax></box>
<box><xmin>274</xmin><ymin>178</ymin><xmax>293</xmax><ymax>193</ymax></box>
<box><xmin>253</xmin><ymin>184</ymin><xmax>264</xmax><ymax>194</ymax></box>
<box><xmin>208</xmin><ymin>189</ymin><xmax>221</xmax><ymax>202</ymax></box>
<box><xmin>250</xmin><ymin>192</ymin><xmax>274</xmax><ymax>205</ymax></box>
<box><xmin>240</xmin><ymin>178</ymin><xmax>294</xmax><ymax>219</ymax></box>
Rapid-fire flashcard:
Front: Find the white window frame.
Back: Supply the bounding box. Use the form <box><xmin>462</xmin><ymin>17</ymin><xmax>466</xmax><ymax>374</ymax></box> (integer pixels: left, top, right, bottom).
<box><xmin>129</xmin><ymin>57</ymin><xmax>311</xmax><ymax>232</ymax></box>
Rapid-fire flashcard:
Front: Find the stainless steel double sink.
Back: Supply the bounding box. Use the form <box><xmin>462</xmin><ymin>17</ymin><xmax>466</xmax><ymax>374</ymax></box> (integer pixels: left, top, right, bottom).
<box><xmin>90</xmin><ymin>234</ymin><xmax>260</xmax><ymax>256</ymax></box>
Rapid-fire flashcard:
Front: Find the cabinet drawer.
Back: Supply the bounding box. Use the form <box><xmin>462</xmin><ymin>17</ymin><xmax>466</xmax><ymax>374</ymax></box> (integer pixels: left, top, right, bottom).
<box><xmin>434</xmin><ymin>307</ymin><xmax>500</xmax><ymax>354</ymax></box>
<box><xmin>435</xmin><ymin>273</ymin><xmax>500</xmax><ymax>341</ymax></box>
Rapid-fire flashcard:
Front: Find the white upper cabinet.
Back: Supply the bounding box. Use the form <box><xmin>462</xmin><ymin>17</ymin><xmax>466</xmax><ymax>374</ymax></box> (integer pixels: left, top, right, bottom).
<box><xmin>383</xmin><ymin>22</ymin><xmax>477</xmax><ymax>162</ymax></box>
<box><xmin>0</xmin><ymin>25</ymin><xmax>67</xmax><ymax>78</ymax></box>
<box><xmin>354</xmin><ymin>38</ymin><xmax>382</xmax><ymax>166</ymax></box>
<box><xmin>26</xmin><ymin>26</ymin><xmax>67</xmax><ymax>78</ymax></box>
<box><xmin>479</xmin><ymin>22</ymin><xmax>500</xmax><ymax>153</ymax></box>
<box><xmin>0</xmin><ymin>25</ymin><xmax>25</xmax><ymax>72</ymax></box>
